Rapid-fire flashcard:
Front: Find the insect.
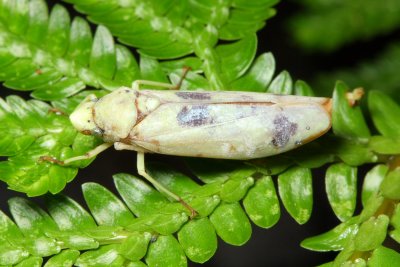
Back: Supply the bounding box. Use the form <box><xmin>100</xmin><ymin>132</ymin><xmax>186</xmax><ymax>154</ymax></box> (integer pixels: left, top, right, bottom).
<box><xmin>43</xmin><ymin>79</ymin><xmax>363</xmax><ymax>217</ymax></box>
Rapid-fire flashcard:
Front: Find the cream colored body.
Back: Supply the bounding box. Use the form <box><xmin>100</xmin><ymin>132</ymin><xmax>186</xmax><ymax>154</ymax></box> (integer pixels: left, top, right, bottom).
<box><xmin>70</xmin><ymin>87</ymin><xmax>331</xmax><ymax>160</ymax></box>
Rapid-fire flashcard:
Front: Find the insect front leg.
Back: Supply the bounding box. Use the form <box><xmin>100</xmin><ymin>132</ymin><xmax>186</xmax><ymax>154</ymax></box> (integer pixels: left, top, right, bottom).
<box><xmin>40</xmin><ymin>143</ymin><xmax>113</xmax><ymax>165</ymax></box>
<box><xmin>132</xmin><ymin>66</ymin><xmax>191</xmax><ymax>91</ymax></box>
<box><xmin>136</xmin><ymin>152</ymin><xmax>198</xmax><ymax>218</ymax></box>
<box><xmin>132</xmin><ymin>80</ymin><xmax>180</xmax><ymax>91</ymax></box>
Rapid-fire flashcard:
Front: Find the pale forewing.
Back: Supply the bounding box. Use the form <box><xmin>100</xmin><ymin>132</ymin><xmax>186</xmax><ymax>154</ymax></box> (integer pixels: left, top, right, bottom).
<box><xmin>139</xmin><ymin>90</ymin><xmax>330</xmax><ymax>105</ymax></box>
<box><xmin>130</xmin><ymin>101</ymin><xmax>331</xmax><ymax>159</ymax></box>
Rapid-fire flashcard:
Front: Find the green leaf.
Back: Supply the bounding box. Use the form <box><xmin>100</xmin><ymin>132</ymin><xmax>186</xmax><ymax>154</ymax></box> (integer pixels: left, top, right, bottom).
<box><xmin>267</xmin><ymin>70</ymin><xmax>292</xmax><ymax>94</ymax></box>
<box><xmin>325</xmin><ymin>163</ymin><xmax>357</xmax><ymax>221</ymax></box>
<box><xmin>82</xmin><ymin>183</ymin><xmax>135</xmax><ymax>227</ymax></box>
<box><xmin>209</xmin><ymin>202</ymin><xmax>251</xmax><ymax>245</ymax></box>
<box><xmin>380</xmin><ymin>169</ymin><xmax>400</xmax><ymax>200</ymax></box>
<box><xmin>8</xmin><ymin>197</ymin><xmax>58</xmax><ymax>236</ymax></box>
<box><xmin>66</xmin><ymin>17</ymin><xmax>93</xmax><ymax>67</ymax></box>
<box><xmin>332</xmin><ymin>82</ymin><xmax>370</xmax><ymax>139</ymax></box>
<box><xmin>118</xmin><ymin>232</ymin><xmax>151</xmax><ymax>262</ymax></box>
<box><xmin>289</xmin><ymin>0</ymin><xmax>400</xmax><ymax>52</ymax></box>
<box><xmin>278</xmin><ymin>166</ymin><xmax>313</xmax><ymax>224</ymax></box>
<box><xmin>46</xmin><ymin>194</ymin><xmax>96</xmax><ymax>231</ymax></box>
<box><xmin>139</xmin><ymin>56</ymin><xmax>169</xmax><ymax>84</ymax></box>
<box><xmin>369</xmin><ymin>136</ymin><xmax>400</xmax><ymax>154</ymax></box>
<box><xmin>75</xmin><ymin>244</ymin><xmax>125</xmax><ymax>267</ymax></box>
<box><xmin>391</xmin><ymin>203</ymin><xmax>400</xmax><ymax>230</ymax></box>
<box><xmin>220</xmin><ymin>177</ymin><xmax>254</xmax><ymax>202</ymax></box>
<box><xmin>327</xmin><ymin>136</ymin><xmax>376</xmax><ymax>166</ymax></box>
<box><xmin>30</xmin><ymin>77</ymin><xmax>86</xmax><ymax>101</ymax></box>
<box><xmin>361</xmin><ymin>165</ymin><xmax>388</xmax><ymax>207</ymax></box>
<box><xmin>44</xmin><ymin>249</ymin><xmax>80</xmax><ymax>267</ymax></box>
<box><xmin>301</xmin><ymin>219</ymin><xmax>359</xmax><ymax>251</ymax></box>
<box><xmin>354</xmin><ymin>215</ymin><xmax>389</xmax><ymax>251</ymax></box>
<box><xmin>0</xmin><ymin>95</ymin><xmax>101</xmax><ymax>196</ymax></box>
<box><xmin>126</xmin><ymin>262</ymin><xmax>147</xmax><ymax>267</ymax></box>
<box><xmin>0</xmin><ymin>244</ymin><xmax>29</xmax><ymax>265</ymax></box>
<box><xmin>46</xmin><ymin>4</ymin><xmax>70</xmax><ymax>57</ymax></box>
<box><xmin>230</xmin><ymin>52</ymin><xmax>275</xmax><ymax>92</ymax></box>
<box><xmin>368</xmin><ymin>246</ymin><xmax>400</xmax><ymax>267</ymax></box>
<box><xmin>145</xmin><ymin>235</ymin><xmax>187</xmax><ymax>267</ymax></box>
<box><xmin>113</xmin><ymin>45</ymin><xmax>140</xmax><ymax>86</ymax></box>
<box><xmin>15</xmin><ymin>256</ymin><xmax>43</xmax><ymax>267</ymax></box>
<box><xmin>243</xmin><ymin>176</ymin><xmax>280</xmax><ymax>228</ymax></box>
<box><xmin>359</xmin><ymin>194</ymin><xmax>384</xmax><ymax>222</ymax></box>
<box><xmin>147</xmin><ymin>163</ymin><xmax>200</xmax><ymax>196</ymax></box>
<box><xmin>46</xmin><ymin>231</ymin><xmax>98</xmax><ymax>251</ymax></box>
<box><xmin>216</xmin><ymin>35</ymin><xmax>257</xmax><ymax>83</ymax></box>
<box><xmin>185</xmin><ymin>158</ymin><xmax>240</xmax><ymax>184</ymax></box>
<box><xmin>368</xmin><ymin>90</ymin><xmax>400</xmax><ymax>137</ymax></box>
<box><xmin>89</xmin><ymin>25</ymin><xmax>116</xmax><ymax>80</ymax></box>
<box><xmin>113</xmin><ymin>173</ymin><xmax>169</xmax><ymax>217</ymax></box>
<box><xmin>2</xmin><ymin>0</ymin><xmax>30</xmax><ymax>35</ymax></box>
<box><xmin>4</xmin><ymin>67</ymin><xmax>63</xmax><ymax>91</ymax></box>
<box><xmin>290</xmin><ymin>142</ymin><xmax>335</xmax><ymax>168</ymax></box>
<box><xmin>30</xmin><ymin>238</ymin><xmax>61</xmax><ymax>257</ymax></box>
<box><xmin>294</xmin><ymin>80</ymin><xmax>315</xmax><ymax>96</ymax></box>
<box><xmin>138</xmin><ymin>213</ymin><xmax>189</xmax><ymax>235</ymax></box>
<box><xmin>161</xmin><ymin>57</ymin><xmax>203</xmax><ymax>74</ymax></box>
<box><xmin>0</xmin><ymin>209</ymin><xmax>24</xmax><ymax>242</ymax></box>
<box><xmin>247</xmin><ymin>156</ymin><xmax>293</xmax><ymax>176</ymax></box>
<box><xmin>51</xmin><ymin>90</ymin><xmax>106</xmax><ymax>114</ymax></box>
<box><xmin>178</xmin><ymin>218</ymin><xmax>217</xmax><ymax>263</ymax></box>
<box><xmin>188</xmin><ymin>195</ymin><xmax>221</xmax><ymax>217</ymax></box>
<box><xmin>0</xmin><ymin>59</ymin><xmax>35</xmax><ymax>81</ymax></box>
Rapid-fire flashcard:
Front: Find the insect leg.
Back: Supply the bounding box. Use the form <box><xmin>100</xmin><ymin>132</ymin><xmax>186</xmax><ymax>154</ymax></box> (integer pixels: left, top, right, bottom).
<box><xmin>40</xmin><ymin>143</ymin><xmax>113</xmax><ymax>165</ymax></box>
<box><xmin>132</xmin><ymin>80</ymin><xmax>179</xmax><ymax>91</ymax></box>
<box><xmin>136</xmin><ymin>152</ymin><xmax>198</xmax><ymax>218</ymax></box>
<box><xmin>132</xmin><ymin>67</ymin><xmax>191</xmax><ymax>91</ymax></box>
<box><xmin>63</xmin><ymin>143</ymin><xmax>113</xmax><ymax>164</ymax></box>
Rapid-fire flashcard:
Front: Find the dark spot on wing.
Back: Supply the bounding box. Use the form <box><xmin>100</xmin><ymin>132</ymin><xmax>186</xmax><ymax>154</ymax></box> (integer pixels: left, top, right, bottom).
<box><xmin>177</xmin><ymin>105</ymin><xmax>214</xmax><ymax>127</ymax></box>
<box><xmin>176</xmin><ymin>91</ymin><xmax>211</xmax><ymax>100</ymax></box>
<box><xmin>271</xmin><ymin>115</ymin><xmax>298</xmax><ymax>148</ymax></box>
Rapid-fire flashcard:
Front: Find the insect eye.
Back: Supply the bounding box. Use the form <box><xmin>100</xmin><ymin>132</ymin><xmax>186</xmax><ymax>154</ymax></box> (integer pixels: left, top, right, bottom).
<box><xmin>93</xmin><ymin>127</ymin><xmax>104</xmax><ymax>136</ymax></box>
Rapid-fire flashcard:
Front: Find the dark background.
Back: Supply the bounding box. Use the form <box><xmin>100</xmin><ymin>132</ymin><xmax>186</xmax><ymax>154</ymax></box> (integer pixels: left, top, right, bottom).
<box><xmin>1</xmin><ymin>1</ymin><xmax>399</xmax><ymax>266</ymax></box>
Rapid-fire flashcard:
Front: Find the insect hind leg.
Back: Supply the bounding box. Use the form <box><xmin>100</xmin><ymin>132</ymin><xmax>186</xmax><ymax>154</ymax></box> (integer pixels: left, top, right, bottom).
<box><xmin>136</xmin><ymin>152</ymin><xmax>197</xmax><ymax>218</ymax></box>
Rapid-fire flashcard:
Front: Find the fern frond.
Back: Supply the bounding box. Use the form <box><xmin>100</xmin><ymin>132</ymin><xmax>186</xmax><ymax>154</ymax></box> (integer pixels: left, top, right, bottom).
<box><xmin>314</xmin><ymin>43</ymin><xmax>400</xmax><ymax>102</ymax></box>
<box><xmin>288</xmin><ymin>0</ymin><xmax>400</xmax><ymax>51</ymax></box>
<box><xmin>62</xmin><ymin>0</ymin><xmax>278</xmax><ymax>90</ymax></box>
<box><xmin>1</xmin><ymin>0</ymin><xmax>400</xmax><ymax>266</ymax></box>
<box><xmin>0</xmin><ymin>0</ymin><xmax>140</xmax><ymax>100</ymax></box>
<box><xmin>0</xmin><ymin>95</ymin><xmax>100</xmax><ymax>196</ymax></box>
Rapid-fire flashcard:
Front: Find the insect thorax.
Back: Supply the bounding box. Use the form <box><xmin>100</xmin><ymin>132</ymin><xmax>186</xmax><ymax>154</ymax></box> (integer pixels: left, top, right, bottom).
<box><xmin>90</xmin><ymin>88</ymin><xmax>162</xmax><ymax>143</ymax></box>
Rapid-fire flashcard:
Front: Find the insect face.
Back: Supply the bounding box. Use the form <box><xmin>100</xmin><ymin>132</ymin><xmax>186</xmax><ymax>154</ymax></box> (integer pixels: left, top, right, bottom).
<box><xmin>69</xmin><ymin>94</ymin><xmax>97</xmax><ymax>135</ymax></box>
<box><xmin>70</xmin><ymin>88</ymin><xmax>139</xmax><ymax>140</ymax></box>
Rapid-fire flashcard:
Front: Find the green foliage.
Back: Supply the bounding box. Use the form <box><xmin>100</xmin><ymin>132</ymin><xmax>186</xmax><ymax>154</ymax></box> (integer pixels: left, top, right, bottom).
<box><xmin>0</xmin><ymin>0</ymin><xmax>399</xmax><ymax>266</ymax></box>
<box><xmin>314</xmin><ymin>44</ymin><xmax>400</xmax><ymax>101</ymax></box>
<box><xmin>288</xmin><ymin>0</ymin><xmax>400</xmax><ymax>52</ymax></box>
<box><xmin>289</xmin><ymin>1</ymin><xmax>400</xmax><ymax>104</ymax></box>
<box><xmin>0</xmin><ymin>0</ymin><xmax>143</xmax><ymax>99</ymax></box>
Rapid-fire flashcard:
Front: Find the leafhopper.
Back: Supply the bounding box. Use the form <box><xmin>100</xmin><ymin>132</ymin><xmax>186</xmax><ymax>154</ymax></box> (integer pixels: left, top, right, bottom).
<box><xmin>43</xmin><ymin>80</ymin><xmax>363</xmax><ymax>217</ymax></box>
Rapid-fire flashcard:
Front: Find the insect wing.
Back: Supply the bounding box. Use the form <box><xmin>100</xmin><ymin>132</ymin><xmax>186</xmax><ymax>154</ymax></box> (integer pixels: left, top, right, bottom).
<box><xmin>140</xmin><ymin>90</ymin><xmax>330</xmax><ymax>106</ymax></box>
<box><xmin>130</xmin><ymin>101</ymin><xmax>331</xmax><ymax>159</ymax></box>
